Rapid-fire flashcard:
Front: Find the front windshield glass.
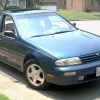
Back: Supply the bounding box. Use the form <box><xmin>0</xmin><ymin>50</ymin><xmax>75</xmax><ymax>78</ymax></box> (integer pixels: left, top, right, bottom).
<box><xmin>16</xmin><ymin>12</ymin><xmax>77</xmax><ymax>38</ymax></box>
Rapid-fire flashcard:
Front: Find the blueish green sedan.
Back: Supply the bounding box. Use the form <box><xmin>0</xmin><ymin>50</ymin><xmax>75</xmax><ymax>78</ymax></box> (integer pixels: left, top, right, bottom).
<box><xmin>0</xmin><ymin>10</ymin><xmax>100</xmax><ymax>90</ymax></box>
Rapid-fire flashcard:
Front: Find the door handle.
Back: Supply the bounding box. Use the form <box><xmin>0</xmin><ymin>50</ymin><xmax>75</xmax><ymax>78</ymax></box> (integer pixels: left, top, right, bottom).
<box><xmin>0</xmin><ymin>38</ymin><xmax>1</xmax><ymax>41</ymax></box>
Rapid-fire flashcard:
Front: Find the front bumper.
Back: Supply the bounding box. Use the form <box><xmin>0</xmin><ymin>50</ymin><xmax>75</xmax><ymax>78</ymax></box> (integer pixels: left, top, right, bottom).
<box><xmin>46</xmin><ymin>60</ymin><xmax>100</xmax><ymax>85</ymax></box>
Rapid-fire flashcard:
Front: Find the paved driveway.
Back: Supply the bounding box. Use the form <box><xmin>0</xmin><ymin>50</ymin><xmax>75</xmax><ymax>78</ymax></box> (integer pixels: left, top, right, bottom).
<box><xmin>0</xmin><ymin>21</ymin><xmax>100</xmax><ymax>100</ymax></box>
<box><xmin>71</xmin><ymin>21</ymin><xmax>100</xmax><ymax>36</ymax></box>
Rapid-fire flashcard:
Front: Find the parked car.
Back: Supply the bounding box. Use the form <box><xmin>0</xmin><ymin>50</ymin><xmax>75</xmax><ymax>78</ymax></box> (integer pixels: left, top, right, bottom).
<box><xmin>0</xmin><ymin>10</ymin><xmax>100</xmax><ymax>90</ymax></box>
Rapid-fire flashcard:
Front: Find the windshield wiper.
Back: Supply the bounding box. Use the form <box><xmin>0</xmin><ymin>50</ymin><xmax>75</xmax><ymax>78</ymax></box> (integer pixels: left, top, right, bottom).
<box><xmin>30</xmin><ymin>34</ymin><xmax>52</xmax><ymax>38</ymax></box>
<box><xmin>30</xmin><ymin>30</ymin><xmax>76</xmax><ymax>38</ymax></box>
<box><xmin>52</xmin><ymin>30</ymin><xmax>72</xmax><ymax>34</ymax></box>
<box><xmin>31</xmin><ymin>35</ymin><xmax>45</xmax><ymax>37</ymax></box>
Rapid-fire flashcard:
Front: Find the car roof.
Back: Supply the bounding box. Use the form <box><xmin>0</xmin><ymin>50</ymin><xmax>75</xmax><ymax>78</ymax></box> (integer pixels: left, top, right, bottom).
<box><xmin>1</xmin><ymin>10</ymin><xmax>54</xmax><ymax>16</ymax></box>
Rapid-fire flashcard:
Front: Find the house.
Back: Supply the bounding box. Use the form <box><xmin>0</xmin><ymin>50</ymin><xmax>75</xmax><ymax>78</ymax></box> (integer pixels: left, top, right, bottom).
<box><xmin>66</xmin><ymin>0</ymin><xmax>100</xmax><ymax>12</ymax></box>
<box><xmin>40</xmin><ymin>0</ymin><xmax>66</xmax><ymax>10</ymax></box>
<box><xmin>0</xmin><ymin>0</ymin><xmax>99</xmax><ymax>12</ymax></box>
<box><xmin>40</xmin><ymin>0</ymin><xmax>57</xmax><ymax>11</ymax></box>
<box><xmin>0</xmin><ymin>0</ymin><xmax>58</xmax><ymax>11</ymax></box>
<box><xmin>40</xmin><ymin>0</ymin><xmax>100</xmax><ymax>12</ymax></box>
<box><xmin>57</xmin><ymin>0</ymin><xmax>66</xmax><ymax>9</ymax></box>
<box><xmin>0</xmin><ymin>0</ymin><xmax>26</xmax><ymax>10</ymax></box>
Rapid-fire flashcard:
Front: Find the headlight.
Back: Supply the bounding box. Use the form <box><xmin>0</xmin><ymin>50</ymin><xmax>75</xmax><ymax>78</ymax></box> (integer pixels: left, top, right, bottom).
<box><xmin>55</xmin><ymin>57</ymin><xmax>82</xmax><ymax>66</ymax></box>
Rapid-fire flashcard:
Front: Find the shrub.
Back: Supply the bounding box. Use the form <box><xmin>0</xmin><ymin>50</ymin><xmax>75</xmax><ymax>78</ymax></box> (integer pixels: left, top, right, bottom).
<box><xmin>85</xmin><ymin>9</ymin><xmax>92</xmax><ymax>12</ymax></box>
<box><xmin>4</xmin><ymin>6</ymin><xmax>21</xmax><ymax>11</ymax></box>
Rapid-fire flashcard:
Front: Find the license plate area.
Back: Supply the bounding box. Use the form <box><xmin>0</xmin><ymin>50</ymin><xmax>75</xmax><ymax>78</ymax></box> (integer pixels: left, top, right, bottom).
<box><xmin>96</xmin><ymin>67</ymin><xmax>100</xmax><ymax>77</ymax></box>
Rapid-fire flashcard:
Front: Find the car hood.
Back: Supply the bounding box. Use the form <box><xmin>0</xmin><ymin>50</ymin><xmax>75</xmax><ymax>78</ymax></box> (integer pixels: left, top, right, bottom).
<box><xmin>29</xmin><ymin>30</ymin><xmax>100</xmax><ymax>58</ymax></box>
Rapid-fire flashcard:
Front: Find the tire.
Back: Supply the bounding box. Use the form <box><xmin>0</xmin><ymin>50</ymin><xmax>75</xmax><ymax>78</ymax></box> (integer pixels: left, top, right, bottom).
<box><xmin>24</xmin><ymin>59</ymin><xmax>48</xmax><ymax>90</ymax></box>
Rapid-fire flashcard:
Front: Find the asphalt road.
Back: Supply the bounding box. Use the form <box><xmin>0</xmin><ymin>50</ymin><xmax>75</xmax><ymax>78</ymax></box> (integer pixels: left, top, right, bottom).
<box><xmin>0</xmin><ymin>21</ymin><xmax>100</xmax><ymax>100</ymax></box>
<box><xmin>0</xmin><ymin>62</ymin><xmax>100</xmax><ymax>100</ymax></box>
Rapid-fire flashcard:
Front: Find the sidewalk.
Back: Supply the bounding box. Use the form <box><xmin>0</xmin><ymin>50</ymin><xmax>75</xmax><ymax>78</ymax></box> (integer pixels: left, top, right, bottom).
<box><xmin>0</xmin><ymin>71</ymin><xmax>52</xmax><ymax>100</ymax></box>
<box><xmin>0</xmin><ymin>72</ymin><xmax>53</xmax><ymax>100</ymax></box>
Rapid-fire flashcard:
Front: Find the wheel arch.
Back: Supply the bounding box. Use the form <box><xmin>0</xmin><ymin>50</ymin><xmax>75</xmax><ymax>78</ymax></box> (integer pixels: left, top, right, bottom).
<box><xmin>23</xmin><ymin>54</ymin><xmax>49</xmax><ymax>89</ymax></box>
<box><xmin>23</xmin><ymin>54</ymin><xmax>39</xmax><ymax>66</ymax></box>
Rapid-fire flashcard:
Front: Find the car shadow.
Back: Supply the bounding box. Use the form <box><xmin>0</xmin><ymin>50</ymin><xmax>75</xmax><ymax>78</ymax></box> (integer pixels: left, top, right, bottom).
<box><xmin>0</xmin><ymin>62</ymin><xmax>100</xmax><ymax>100</ymax></box>
<box><xmin>0</xmin><ymin>61</ymin><xmax>26</xmax><ymax>84</ymax></box>
<box><xmin>38</xmin><ymin>81</ymin><xmax>100</xmax><ymax>100</ymax></box>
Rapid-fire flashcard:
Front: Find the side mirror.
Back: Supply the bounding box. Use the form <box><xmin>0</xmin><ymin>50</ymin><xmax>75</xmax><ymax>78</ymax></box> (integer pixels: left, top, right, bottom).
<box><xmin>4</xmin><ymin>30</ymin><xmax>15</xmax><ymax>38</ymax></box>
<box><xmin>72</xmin><ymin>23</ymin><xmax>76</xmax><ymax>27</ymax></box>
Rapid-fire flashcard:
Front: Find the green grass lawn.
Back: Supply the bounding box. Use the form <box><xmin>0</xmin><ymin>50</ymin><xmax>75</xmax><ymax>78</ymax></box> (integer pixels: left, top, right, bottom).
<box><xmin>57</xmin><ymin>10</ymin><xmax>100</xmax><ymax>20</ymax></box>
<box><xmin>0</xmin><ymin>94</ymin><xmax>9</xmax><ymax>100</ymax></box>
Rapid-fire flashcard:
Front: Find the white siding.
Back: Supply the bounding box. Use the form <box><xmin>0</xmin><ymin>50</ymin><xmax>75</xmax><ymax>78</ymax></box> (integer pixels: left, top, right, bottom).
<box><xmin>41</xmin><ymin>5</ymin><xmax>57</xmax><ymax>11</ymax></box>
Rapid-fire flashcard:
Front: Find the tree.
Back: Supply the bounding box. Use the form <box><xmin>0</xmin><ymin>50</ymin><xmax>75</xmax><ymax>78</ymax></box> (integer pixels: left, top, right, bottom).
<box><xmin>0</xmin><ymin>0</ymin><xmax>41</xmax><ymax>10</ymax></box>
<box><xmin>0</xmin><ymin>0</ymin><xmax>8</xmax><ymax>10</ymax></box>
<box><xmin>33</xmin><ymin>0</ymin><xmax>40</xmax><ymax>8</ymax></box>
<box><xmin>26</xmin><ymin>0</ymin><xmax>34</xmax><ymax>9</ymax></box>
<box><xmin>96</xmin><ymin>0</ymin><xmax>100</xmax><ymax>6</ymax></box>
<box><xmin>26</xmin><ymin>0</ymin><xmax>40</xmax><ymax>9</ymax></box>
<box><xmin>4</xmin><ymin>0</ymin><xmax>8</xmax><ymax>9</ymax></box>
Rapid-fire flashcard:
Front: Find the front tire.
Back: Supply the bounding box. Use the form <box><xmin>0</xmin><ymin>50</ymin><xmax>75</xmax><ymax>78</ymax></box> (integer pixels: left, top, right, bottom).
<box><xmin>24</xmin><ymin>59</ymin><xmax>48</xmax><ymax>90</ymax></box>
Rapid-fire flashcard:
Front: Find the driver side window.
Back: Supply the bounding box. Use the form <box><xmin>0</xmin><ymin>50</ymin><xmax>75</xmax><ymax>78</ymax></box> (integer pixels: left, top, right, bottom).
<box><xmin>3</xmin><ymin>15</ymin><xmax>16</xmax><ymax>37</ymax></box>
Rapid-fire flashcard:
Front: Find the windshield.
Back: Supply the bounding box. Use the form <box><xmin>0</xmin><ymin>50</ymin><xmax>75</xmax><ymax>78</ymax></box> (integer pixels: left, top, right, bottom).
<box><xmin>16</xmin><ymin>12</ymin><xmax>77</xmax><ymax>38</ymax></box>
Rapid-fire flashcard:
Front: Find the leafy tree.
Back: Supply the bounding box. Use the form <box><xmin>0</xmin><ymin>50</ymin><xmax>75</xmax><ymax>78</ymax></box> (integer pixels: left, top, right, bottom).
<box><xmin>26</xmin><ymin>0</ymin><xmax>40</xmax><ymax>9</ymax></box>
<box><xmin>33</xmin><ymin>0</ymin><xmax>40</xmax><ymax>8</ymax></box>
<box><xmin>0</xmin><ymin>0</ymin><xmax>41</xmax><ymax>10</ymax></box>
<box><xmin>0</xmin><ymin>0</ymin><xmax>8</xmax><ymax>10</ymax></box>
<box><xmin>26</xmin><ymin>0</ymin><xmax>34</xmax><ymax>9</ymax></box>
<box><xmin>96</xmin><ymin>0</ymin><xmax>100</xmax><ymax>6</ymax></box>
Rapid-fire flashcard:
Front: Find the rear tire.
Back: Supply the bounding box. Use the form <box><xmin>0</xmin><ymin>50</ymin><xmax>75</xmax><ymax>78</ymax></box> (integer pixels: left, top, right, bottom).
<box><xmin>24</xmin><ymin>59</ymin><xmax>48</xmax><ymax>90</ymax></box>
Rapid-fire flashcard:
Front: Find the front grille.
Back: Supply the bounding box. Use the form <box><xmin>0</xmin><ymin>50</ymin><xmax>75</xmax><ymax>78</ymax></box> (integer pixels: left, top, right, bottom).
<box><xmin>80</xmin><ymin>52</ymin><xmax>100</xmax><ymax>63</ymax></box>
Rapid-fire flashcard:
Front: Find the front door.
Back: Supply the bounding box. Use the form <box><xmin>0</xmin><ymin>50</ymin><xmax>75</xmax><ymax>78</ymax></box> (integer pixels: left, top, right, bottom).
<box><xmin>0</xmin><ymin>15</ymin><xmax>25</xmax><ymax>71</ymax></box>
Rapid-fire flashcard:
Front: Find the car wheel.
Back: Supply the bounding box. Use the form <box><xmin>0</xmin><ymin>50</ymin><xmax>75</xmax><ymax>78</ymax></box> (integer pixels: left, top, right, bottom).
<box><xmin>24</xmin><ymin>59</ymin><xmax>48</xmax><ymax>90</ymax></box>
